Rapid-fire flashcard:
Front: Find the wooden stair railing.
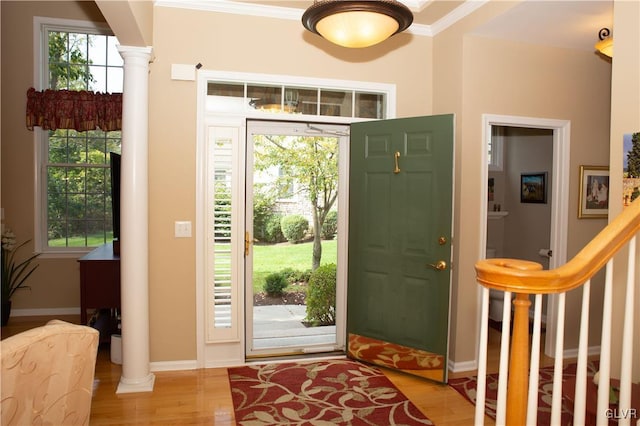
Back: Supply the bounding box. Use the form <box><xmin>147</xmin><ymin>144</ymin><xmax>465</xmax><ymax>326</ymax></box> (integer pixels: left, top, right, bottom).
<box><xmin>474</xmin><ymin>198</ymin><xmax>640</xmax><ymax>426</ymax></box>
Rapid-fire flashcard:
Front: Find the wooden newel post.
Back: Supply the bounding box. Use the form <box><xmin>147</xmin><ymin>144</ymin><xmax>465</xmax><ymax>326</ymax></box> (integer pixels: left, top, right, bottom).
<box><xmin>506</xmin><ymin>292</ymin><xmax>531</xmax><ymax>425</ymax></box>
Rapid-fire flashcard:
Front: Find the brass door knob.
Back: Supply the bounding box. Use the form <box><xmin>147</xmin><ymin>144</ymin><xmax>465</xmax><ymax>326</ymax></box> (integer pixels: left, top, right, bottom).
<box><xmin>426</xmin><ymin>260</ymin><xmax>447</xmax><ymax>271</ymax></box>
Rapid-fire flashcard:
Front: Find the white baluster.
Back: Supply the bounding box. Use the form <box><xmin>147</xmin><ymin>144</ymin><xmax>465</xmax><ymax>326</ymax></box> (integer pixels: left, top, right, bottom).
<box><xmin>596</xmin><ymin>259</ymin><xmax>614</xmax><ymax>426</ymax></box>
<box><xmin>551</xmin><ymin>292</ymin><xmax>566</xmax><ymax>425</ymax></box>
<box><xmin>475</xmin><ymin>286</ymin><xmax>491</xmax><ymax>426</ymax></box>
<box><xmin>526</xmin><ymin>294</ymin><xmax>543</xmax><ymax>426</ymax></box>
<box><xmin>496</xmin><ymin>291</ymin><xmax>512</xmax><ymax>425</ymax></box>
<box><xmin>574</xmin><ymin>279</ymin><xmax>592</xmax><ymax>425</ymax></box>
<box><xmin>618</xmin><ymin>237</ymin><xmax>636</xmax><ymax>426</ymax></box>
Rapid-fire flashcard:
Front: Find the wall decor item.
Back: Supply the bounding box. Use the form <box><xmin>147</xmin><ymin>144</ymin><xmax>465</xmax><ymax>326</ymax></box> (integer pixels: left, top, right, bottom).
<box><xmin>579</xmin><ymin>165</ymin><xmax>609</xmax><ymax>218</ymax></box>
<box><xmin>520</xmin><ymin>172</ymin><xmax>547</xmax><ymax>204</ymax></box>
<box><xmin>623</xmin><ymin>132</ymin><xmax>640</xmax><ymax>208</ymax></box>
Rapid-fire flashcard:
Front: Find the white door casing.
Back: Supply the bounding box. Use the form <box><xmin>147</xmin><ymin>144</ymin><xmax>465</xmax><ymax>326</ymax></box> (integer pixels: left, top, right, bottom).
<box><xmin>480</xmin><ymin>114</ymin><xmax>570</xmax><ymax>359</ymax></box>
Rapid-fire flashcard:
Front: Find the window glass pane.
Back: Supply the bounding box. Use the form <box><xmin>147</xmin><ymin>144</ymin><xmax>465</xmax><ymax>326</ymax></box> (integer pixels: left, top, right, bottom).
<box><xmin>248</xmin><ymin>84</ymin><xmax>282</xmax><ymax>112</ymax></box>
<box><xmin>355</xmin><ymin>91</ymin><xmax>385</xmax><ymax>119</ymax></box>
<box><xmin>69</xmin><ymin>64</ymin><xmax>90</xmax><ymax>89</ymax></box>
<box><xmin>106</xmin><ymin>66</ymin><xmax>123</xmax><ymax>93</ymax></box>
<box><xmin>86</xmin><ymin>195</ymin><xmax>106</xmax><ymax>218</ymax></box>
<box><xmin>285</xmin><ymin>87</ymin><xmax>317</xmax><ymax>115</ymax></box>
<box><xmin>107</xmin><ymin>36</ymin><xmax>123</xmax><ymax>66</ymax></box>
<box><xmin>86</xmin><ymin>167</ymin><xmax>107</xmax><ymax>193</ymax></box>
<box><xmin>207</xmin><ymin>82</ymin><xmax>246</xmax><ymax>112</ymax></box>
<box><xmin>88</xmin><ymin>34</ymin><xmax>107</xmax><ymax>65</ymax></box>
<box><xmin>49</xmin><ymin>132</ymin><xmax>68</xmax><ymax>163</ymax></box>
<box><xmin>106</xmin><ymin>134</ymin><xmax>122</xmax><ymax>153</ymax></box>
<box><xmin>208</xmin><ymin>82</ymin><xmax>244</xmax><ymax>97</ymax></box>
<box><xmin>87</xmin><ymin>137</ymin><xmax>107</xmax><ymax>164</ymax></box>
<box><xmin>67</xmin><ymin>137</ymin><xmax>87</xmax><ymax>164</ymax></box>
<box><xmin>67</xmin><ymin>219</ymin><xmax>88</xmax><ymax>247</ymax></box>
<box><xmin>68</xmin><ymin>33</ymin><xmax>89</xmax><ymax>64</ymax></box>
<box><xmin>320</xmin><ymin>89</ymin><xmax>352</xmax><ymax>117</ymax></box>
<box><xmin>89</xmin><ymin>65</ymin><xmax>107</xmax><ymax>92</ymax></box>
<box><xmin>67</xmin><ymin>167</ymin><xmax>85</xmax><ymax>196</ymax></box>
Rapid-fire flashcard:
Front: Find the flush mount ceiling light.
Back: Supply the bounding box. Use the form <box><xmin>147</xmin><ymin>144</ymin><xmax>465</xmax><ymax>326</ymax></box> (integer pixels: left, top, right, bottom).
<box><xmin>302</xmin><ymin>0</ymin><xmax>413</xmax><ymax>48</ymax></box>
<box><xmin>595</xmin><ymin>27</ymin><xmax>613</xmax><ymax>58</ymax></box>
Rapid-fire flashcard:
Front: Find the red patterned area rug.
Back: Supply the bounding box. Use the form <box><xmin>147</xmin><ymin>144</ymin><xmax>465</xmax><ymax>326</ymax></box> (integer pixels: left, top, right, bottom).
<box><xmin>449</xmin><ymin>361</ymin><xmax>609</xmax><ymax>425</ymax></box>
<box><xmin>228</xmin><ymin>359</ymin><xmax>434</xmax><ymax>425</ymax></box>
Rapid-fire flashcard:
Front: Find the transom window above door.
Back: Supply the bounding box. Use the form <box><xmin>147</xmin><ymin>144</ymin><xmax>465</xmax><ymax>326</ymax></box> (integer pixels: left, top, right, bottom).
<box><xmin>207</xmin><ymin>80</ymin><xmax>390</xmax><ymax>119</ymax></box>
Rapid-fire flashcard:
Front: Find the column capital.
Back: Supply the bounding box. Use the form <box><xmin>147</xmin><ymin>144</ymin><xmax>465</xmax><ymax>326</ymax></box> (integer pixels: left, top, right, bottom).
<box><xmin>117</xmin><ymin>45</ymin><xmax>154</xmax><ymax>61</ymax></box>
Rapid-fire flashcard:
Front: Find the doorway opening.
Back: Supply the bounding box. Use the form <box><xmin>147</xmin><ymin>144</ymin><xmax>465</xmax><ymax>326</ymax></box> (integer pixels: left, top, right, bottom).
<box><xmin>486</xmin><ymin>126</ymin><xmax>553</xmax><ymax>331</ymax></box>
<box><xmin>245</xmin><ymin>120</ymin><xmax>350</xmax><ymax>359</ymax></box>
<box><xmin>481</xmin><ymin>114</ymin><xmax>570</xmax><ymax>358</ymax></box>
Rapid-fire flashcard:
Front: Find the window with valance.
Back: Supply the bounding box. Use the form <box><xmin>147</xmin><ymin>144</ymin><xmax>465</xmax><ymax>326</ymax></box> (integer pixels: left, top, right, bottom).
<box><xmin>32</xmin><ymin>19</ymin><xmax>123</xmax><ymax>252</ymax></box>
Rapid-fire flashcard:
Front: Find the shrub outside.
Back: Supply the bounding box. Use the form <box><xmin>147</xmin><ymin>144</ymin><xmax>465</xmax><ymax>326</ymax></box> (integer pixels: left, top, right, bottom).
<box><xmin>281</xmin><ymin>215</ymin><xmax>309</xmax><ymax>243</ymax></box>
<box><xmin>321</xmin><ymin>210</ymin><xmax>338</xmax><ymax>240</ymax></box>
<box><xmin>263</xmin><ymin>272</ymin><xmax>287</xmax><ymax>296</ymax></box>
<box><xmin>305</xmin><ymin>263</ymin><xmax>336</xmax><ymax>326</ymax></box>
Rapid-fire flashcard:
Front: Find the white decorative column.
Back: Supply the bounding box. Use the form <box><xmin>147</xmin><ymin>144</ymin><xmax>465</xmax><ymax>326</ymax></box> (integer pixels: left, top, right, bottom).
<box><xmin>116</xmin><ymin>45</ymin><xmax>155</xmax><ymax>394</ymax></box>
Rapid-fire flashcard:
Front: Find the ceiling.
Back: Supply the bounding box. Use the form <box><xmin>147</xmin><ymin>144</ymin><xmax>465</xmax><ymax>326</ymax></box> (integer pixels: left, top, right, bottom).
<box><xmin>166</xmin><ymin>0</ymin><xmax>614</xmax><ymax>52</ymax></box>
<box><xmin>234</xmin><ymin>0</ymin><xmax>466</xmax><ymax>26</ymax></box>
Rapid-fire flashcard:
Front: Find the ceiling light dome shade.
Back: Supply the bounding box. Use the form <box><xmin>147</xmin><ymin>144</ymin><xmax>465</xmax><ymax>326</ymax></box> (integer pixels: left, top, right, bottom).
<box><xmin>302</xmin><ymin>0</ymin><xmax>413</xmax><ymax>48</ymax></box>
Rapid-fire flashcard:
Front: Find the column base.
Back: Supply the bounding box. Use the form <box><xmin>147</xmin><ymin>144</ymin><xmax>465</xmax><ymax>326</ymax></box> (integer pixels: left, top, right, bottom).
<box><xmin>116</xmin><ymin>373</ymin><xmax>156</xmax><ymax>394</ymax></box>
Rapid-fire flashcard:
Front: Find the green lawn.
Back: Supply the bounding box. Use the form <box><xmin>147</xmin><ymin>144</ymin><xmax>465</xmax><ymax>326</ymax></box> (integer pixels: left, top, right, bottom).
<box><xmin>50</xmin><ymin>233</ymin><xmax>336</xmax><ymax>294</ymax></box>
<box><xmin>252</xmin><ymin>239</ymin><xmax>337</xmax><ymax>292</ymax></box>
<box><xmin>48</xmin><ymin>234</ymin><xmax>114</xmax><ymax>247</ymax></box>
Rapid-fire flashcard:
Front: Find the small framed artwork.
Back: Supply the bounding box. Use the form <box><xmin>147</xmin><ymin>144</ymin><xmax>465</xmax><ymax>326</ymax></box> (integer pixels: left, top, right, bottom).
<box><xmin>520</xmin><ymin>172</ymin><xmax>547</xmax><ymax>203</ymax></box>
<box><xmin>579</xmin><ymin>165</ymin><xmax>609</xmax><ymax>218</ymax></box>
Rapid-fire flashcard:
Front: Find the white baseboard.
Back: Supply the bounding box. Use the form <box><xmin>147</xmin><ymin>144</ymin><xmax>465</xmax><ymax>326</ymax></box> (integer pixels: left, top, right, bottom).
<box><xmin>150</xmin><ymin>360</ymin><xmax>198</xmax><ymax>372</ymax></box>
<box><xmin>11</xmin><ymin>307</ymin><xmax>80</xmax><ymax>317</ymax></box>
<box><xmin>563</xmin><ymin>345</ymin><xmax>601</xmax><ymax>359</ymax></box>
<box><xmin>449</xmin><ymin>358</ymin><xmax>477</xmax><ymax>374</ymax></box>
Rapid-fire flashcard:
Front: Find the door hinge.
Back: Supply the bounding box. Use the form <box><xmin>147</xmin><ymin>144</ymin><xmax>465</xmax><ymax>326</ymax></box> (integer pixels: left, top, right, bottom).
<box><xmin>245</xmin><ymin>231</ymin><xmax>251</xmax><ymax>256</ymax></box>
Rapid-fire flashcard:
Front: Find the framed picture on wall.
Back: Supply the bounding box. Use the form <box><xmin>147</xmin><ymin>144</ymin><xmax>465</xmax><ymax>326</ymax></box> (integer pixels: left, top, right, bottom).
<box><xmin>579</xmin><ymin>165</ymin><xmax>609</xmax><ymax>218</ymax></box>
<box><xmin>520</xmin><ymin>172</ymin><xmax>547</xmax><ymax>203</ymax></box>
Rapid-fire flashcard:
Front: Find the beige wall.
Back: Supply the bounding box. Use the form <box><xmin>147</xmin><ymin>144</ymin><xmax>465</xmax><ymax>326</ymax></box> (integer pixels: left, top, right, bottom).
<box><xmin>608</xmin><ymin>0</ymin><xmax>640</xmax><ymax>381</ymax></box>
<box><xmin>435</xmin><ymin>7</ymin><xmax>612</xmax><ymax>361</ymax></box>
<box><xmin>1</xmin><ymin>1</ymin><xmax>106</xmax><ymax>311</ymax></box>
<box><xmin>2</xmin><ymin>1</ymin><xmax>623</xmax><ymax>366</ymax></box>
<box><xmin>144</xmin><ymin>6</ymin><xmax>434</xmax><ymax>361</ymax></box>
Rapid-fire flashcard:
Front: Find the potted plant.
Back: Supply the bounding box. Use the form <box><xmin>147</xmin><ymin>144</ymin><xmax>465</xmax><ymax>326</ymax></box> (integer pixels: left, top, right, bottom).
<box><xmin>1</xmin><ymin>229</ymin><xmax>40</xmax><ymax>326</ymax></box>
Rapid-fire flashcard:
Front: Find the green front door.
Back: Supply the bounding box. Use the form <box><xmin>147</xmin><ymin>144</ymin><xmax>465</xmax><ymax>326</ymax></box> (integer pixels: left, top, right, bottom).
<box><xmin>347</xmin><ymin>115</ymin><xmax>454</xmax><ymax>383</ymax></box>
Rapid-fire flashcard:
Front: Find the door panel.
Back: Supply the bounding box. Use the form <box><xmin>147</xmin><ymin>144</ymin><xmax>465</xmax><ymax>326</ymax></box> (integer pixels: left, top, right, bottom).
<box><xmin>347</xmin><ymin>115</ymin><xmax>454</xmax><ymax>383</ymax></box>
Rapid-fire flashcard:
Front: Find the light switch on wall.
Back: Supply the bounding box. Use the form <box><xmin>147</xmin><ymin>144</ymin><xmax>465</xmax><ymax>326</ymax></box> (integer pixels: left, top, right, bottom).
<box><xmin>175</xmin><ymin>221</ymin><xmax>192</xmax><ymax>238</ymax></box>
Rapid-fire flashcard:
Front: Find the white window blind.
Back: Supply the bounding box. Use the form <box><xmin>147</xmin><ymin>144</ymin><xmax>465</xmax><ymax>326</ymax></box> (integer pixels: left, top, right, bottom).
<box><xmin>206</xmin><ymin>126</ymin><xmax>240</xmax><ymax>342</ymax></box>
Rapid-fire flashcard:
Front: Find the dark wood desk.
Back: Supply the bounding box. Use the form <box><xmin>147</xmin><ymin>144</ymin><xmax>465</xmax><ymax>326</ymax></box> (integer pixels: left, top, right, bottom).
<box><xmin>78</xmin><ymin>243</ymin><xmax>120</xmax><ymax>327</ymax></box>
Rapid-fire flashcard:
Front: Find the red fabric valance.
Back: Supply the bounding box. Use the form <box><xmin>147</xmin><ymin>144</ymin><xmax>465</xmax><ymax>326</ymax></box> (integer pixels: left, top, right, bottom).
<box><xmin>26</xmin><ymin>88</ymin><xmax>123</xmax><ymax>132</ymax></box>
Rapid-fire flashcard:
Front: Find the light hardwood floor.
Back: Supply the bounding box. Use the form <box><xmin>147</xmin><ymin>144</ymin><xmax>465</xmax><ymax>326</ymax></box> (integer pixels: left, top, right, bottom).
<box><xmin>1</xmin><ymin>315</ymin><xmax>511</xmax><ymax>425</ymax></box>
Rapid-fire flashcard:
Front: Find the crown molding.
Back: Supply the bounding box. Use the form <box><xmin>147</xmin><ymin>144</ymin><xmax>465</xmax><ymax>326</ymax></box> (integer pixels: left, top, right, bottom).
<box><xmin>154</xmin><ymin>0</ymin><xmax>481</xmax><ymax>39</ymax></box>
<box><xmin>429</xmin><ymin>0</ymin><xmax>489</xmax><ymax>36</ymax></box>
<box><xmin>155</xmin><ymin>0</ymin><xmax>303</xmax><ymax>21</ymax></box>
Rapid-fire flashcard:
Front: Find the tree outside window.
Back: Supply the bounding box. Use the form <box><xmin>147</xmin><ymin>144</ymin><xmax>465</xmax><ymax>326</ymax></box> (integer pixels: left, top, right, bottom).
<box><xmin>42</xmin><ymin>27</ymin><xmax>122</xmax><ymax>249</ymax></box>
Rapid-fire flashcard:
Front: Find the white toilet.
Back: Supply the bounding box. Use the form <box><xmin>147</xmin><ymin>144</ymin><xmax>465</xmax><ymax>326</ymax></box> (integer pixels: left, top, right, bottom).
<box><xmin>486</xmin><ymin>247</ymin><xmax>504</xmax><ymax>321</ymax></box>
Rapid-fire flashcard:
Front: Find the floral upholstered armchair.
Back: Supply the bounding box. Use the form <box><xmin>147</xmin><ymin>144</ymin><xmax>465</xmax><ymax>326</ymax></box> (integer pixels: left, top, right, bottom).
<box><xmin>1</xmin><ymin>320</ymin><xmax>99</xmax><ymax>425</ymax></box>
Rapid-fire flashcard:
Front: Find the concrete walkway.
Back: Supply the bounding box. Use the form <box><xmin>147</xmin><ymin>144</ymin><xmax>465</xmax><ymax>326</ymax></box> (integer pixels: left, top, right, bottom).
<box><xmin>252</xmin><ymin>305</ymin><xmax>336</xmax><ymax>350</ymax></box>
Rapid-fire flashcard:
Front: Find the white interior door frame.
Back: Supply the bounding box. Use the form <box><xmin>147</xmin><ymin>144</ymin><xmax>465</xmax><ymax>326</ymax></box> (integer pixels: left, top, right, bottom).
<box><xmin>480</xmin><ymin>114</ymin><xmax>571</xmax><ymax>358</ymax></box>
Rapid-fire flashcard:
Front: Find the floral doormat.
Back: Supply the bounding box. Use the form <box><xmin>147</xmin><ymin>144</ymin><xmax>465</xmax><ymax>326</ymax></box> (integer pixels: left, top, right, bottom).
<box><xmin>448</xmin><ymin>361</ymin><xmax>639</xmax><ymax>425</ymax></box>
<box><xmin>228</xmin><ymin>359</ymin><xmax>434</xmax><ymax>425</ymax></box>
